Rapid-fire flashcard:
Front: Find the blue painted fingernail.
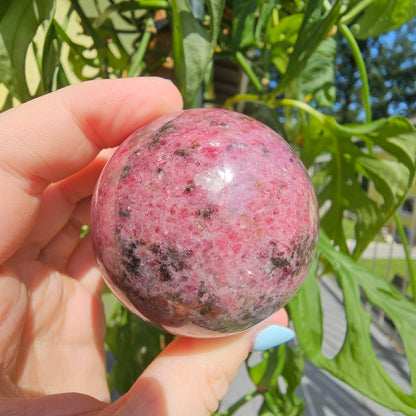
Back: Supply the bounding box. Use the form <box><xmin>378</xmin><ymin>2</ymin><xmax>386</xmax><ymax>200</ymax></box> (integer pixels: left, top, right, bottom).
<box><xmin>253</xmin><ymin>325</ymin><xmax>295</xmax><ymax>351</ymax></box>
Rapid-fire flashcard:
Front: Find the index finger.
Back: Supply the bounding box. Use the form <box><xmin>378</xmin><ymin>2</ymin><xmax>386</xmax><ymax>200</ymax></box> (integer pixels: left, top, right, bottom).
<box><xmin>0</xmin><ymin>77</ymin><xmax>183</xmax><ymax>263</ymax></box>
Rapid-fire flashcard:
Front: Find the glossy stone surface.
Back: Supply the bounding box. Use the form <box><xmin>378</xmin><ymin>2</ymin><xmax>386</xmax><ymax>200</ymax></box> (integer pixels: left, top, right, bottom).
<box><xmin>91</xmin><ymin>108</ymin><xmax>319</xmax><ymax>337</ymax></box>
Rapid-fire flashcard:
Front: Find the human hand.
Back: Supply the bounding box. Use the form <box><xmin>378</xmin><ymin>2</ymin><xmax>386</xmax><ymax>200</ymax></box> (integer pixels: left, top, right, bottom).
<box><xmin>0</xmin><ymin>78</ymin><xmax>292</xmax><ymax>415</ymax></box>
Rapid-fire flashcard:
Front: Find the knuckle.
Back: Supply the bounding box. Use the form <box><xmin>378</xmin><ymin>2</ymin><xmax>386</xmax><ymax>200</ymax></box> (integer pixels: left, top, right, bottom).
<box><xmin>202</xmin><ymin>362</ymin><xmax>233</xmax><ymax>414</ymax></box>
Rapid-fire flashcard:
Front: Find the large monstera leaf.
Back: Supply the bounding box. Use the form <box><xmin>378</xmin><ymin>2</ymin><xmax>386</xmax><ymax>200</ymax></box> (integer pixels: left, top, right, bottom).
<box><xmin>302</xmin><ymin>115</ymin><xmax>416</xmax><ymax>259</ymax></box>
<box><xmin>0</xmin><ymin>0</ymin><xmax>55</xmax><ymax>103</ymax></box>
<box><xmin>289</xmin><ymin>233</ymin><xmax>416</xmax><ymax>415</ymax></box>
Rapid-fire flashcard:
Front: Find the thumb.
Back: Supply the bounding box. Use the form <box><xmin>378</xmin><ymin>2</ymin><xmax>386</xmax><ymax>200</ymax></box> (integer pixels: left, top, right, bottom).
<box><xmin>109</xmin><ymin>309</ymin><xmax>293</xmax><ymax>416</ymax></box>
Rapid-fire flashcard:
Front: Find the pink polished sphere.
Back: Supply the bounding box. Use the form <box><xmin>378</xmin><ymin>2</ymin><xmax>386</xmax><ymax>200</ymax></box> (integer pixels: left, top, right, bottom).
<box><xmin>91</xmin><ymin>108</ymin><xmax>319</xmax><ymax>338</ymax></box>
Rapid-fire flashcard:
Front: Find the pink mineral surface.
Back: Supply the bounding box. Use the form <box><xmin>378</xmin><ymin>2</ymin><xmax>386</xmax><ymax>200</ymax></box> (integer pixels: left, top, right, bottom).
<box><xmin>91</xmin><ymin>108</ymin><xmax>319</xmax><ymax>337</ymax></box>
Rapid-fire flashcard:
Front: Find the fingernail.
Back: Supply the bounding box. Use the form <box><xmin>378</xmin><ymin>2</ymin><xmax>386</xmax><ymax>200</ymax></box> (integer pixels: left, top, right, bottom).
<box><xmin>252</xmin><ymin>325</ymin><xmax>295</xmax><ymax>351</ymax></box>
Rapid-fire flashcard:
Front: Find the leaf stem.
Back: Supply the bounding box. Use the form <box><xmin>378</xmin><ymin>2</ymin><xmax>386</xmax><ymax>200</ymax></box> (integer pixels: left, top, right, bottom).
<box><xmin>394</xmin><ymin>212</ymin><xmax>416</xmax><ymax>301</ymax></box>
<box><xmin>132</xmin><ymin>0</ymin><xmax>170</xmax><ymax>7</ymax></box>
<box><xmin>338</xmin><ymin>23</ymin><xmax>372</xmax><ymax>123</ymax></box>
<box><xmin>223</xmin><ymin>93</ymin><xmax>262</xmax><ymax>109</ymax></box>
<box><xmin>234</xmin><ymin>51</ymin><xmax>264</xmax><ymax>93</ymax></box>
<box><xmin>340</xmin><ymin>0</ymin><xmax>376</xmax><ymax>25</ymax></box>
<box><xmin>273</xmin><ymin>98</ymin><xmax>326</xmax><ymax>124</ymax></box>
<box><xmin>224</xmin><ymin>94</ymin><xmax>326</xmax><ymax>126</ymax></box>
<box><xmin>99</xmin><ymin>0</ymin><xmax>169</xmax><ymax>19</ymax></box>
<box><xmin>213</xmin><ymin>390</ymin><xmax>259</xmax><ymax>415</ymax></box>
<box><xmin>127</xmin><ymin>17</ymin><xmax>155</xmax><ymax>77</ymax></box>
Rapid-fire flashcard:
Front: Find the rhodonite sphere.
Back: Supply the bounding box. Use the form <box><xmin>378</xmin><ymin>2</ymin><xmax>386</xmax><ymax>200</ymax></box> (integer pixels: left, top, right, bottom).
<box><xmin>91</xmin><ymin>108</ymin><xmax>319</xmax><ymax>338</ymax></box>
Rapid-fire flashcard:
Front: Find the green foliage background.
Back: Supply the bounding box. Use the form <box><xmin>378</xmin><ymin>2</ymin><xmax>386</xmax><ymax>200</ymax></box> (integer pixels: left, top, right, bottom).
<box><xmin>1</xmin><ymin>0</ymin><xmax>416</xmax><ymax>414</ymax></box>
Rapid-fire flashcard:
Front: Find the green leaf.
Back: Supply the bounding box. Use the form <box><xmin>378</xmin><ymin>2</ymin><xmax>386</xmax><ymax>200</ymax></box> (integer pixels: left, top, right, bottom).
<box><xmin>249</xmin><ymin>348</ymin><xmax>284</xmax><ymax>388</ymax></box>
<box><xmin>0</xmin><ymin>89</ymin><xmax>12</xmax><ymax>112</ymax></box>
<box><xmin>289</xmin><ymin>233</ymin><xmax>416</xmax><ymax>415</ymax></box>
<box><xmin>366</xmin><ymin>117</ymin><xmax>416</xmax><ymax>175</ymax></box>
<box><xmin>0</xmin><ymin>0</ymin><xmax>55</xmax><ymax>102</ymax></box>
<box><xmin>97</xmin><ymin>24</ymin><xmax>131</xmax><ymax>72</ymax></box>
<box><xmin>266</xmin><ymin>14</ymin><xmax>303</xmax><ymax>45</ymax></box>
<box><xmin>254</xmin><ymin>0</ymin><xmax>279</xmax><ymax>45</ymax></box>
<box><xmin>351</xmin><ymin>0</ymin><xmax>416</xmax><ymax>39</ymax></box>
<box><xmin>248</xmin><ymin>345</ymin><xmax>305</xmax><ymax>416</ymax></box>
<box><xmin>52</xmin><ymin>19</ymin><xmax>98</xmax><ymax>82</ymax></box>
<box><xmin>303</xmin><ymin>115</ymin><xmax>416</xmax><ymax>258</ymax></box>
<box><xmin>39</xmin><ymin>18</ymin><xmax>64</xmax><ymax>94</ymax></box>
<box><xmin>230</xmin><ymin>0</ymin><xmax>257</xmax><ymax>50</ymax></box>
<box><xmin>105</xmin><ymin>300</ymin><xmax>164</xmax><ymax>395</ymax></box>
<box><xmin>171</xmin><ymin>0</ymin><xmax>225</xmax><ymax>108</ymax></box>
<box><xmin>277</xmin><ymin>0</ymin><xmax>341</xmax><ymax>93</ymax></box>
<box><xmin>298</xmin><ymin>37</ymin><xmax>337</xmax><ymax>107</ymax></box>
<box><xmin>267</xmin><ymin>14</ymin><xmax>303</xmax><ymax>75</ymax></box>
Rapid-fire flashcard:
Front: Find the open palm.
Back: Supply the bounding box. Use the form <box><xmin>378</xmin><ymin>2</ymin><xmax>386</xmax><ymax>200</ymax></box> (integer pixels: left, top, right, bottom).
<box><xmin>1</xmin><ymin>156</ymin><xmax>109</xmax><ymax>402</ymax></box>
<box><xmin>0</xmin><ymin>78</ymin><xmax>183</xmax><ymax>413</ymax></box>
<box><xmin>0</xmin><ymin>78</ymin><xmax>289</xmax><ymax>416</ymax></box>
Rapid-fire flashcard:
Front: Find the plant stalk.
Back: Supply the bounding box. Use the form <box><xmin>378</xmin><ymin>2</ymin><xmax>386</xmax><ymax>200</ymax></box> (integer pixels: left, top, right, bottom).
<box><xmin>340</xmin><ymin>0</ymin><xmax>376</xmax><ymax>25</ymax></box>
<box><xmin>394</xmin><ymin>212</ymin><xmax>416</xmax><ymax>301</ymax></box>
<box><xmin>273</xmin><ymin>98</ymin><xmax>326</xmax><ymax>124</ymax></box>
<box><xmin>127</xmin><ymin>18</ymin><xmax>155</xmax><ymax>77</ymax></box>
<box><xmin>224</xmin><ymin>94</ymin><xmax>326</xmax><ymax>125</ymax></box>
<box><xmin>213</xmin><ymin>390</ymin><xmax>259</xmax><ymax>415</ymax></box>
<box><xmin>338</xmin><ymin>23</ymin><xmax>372</xmax><ymax>124</ymax></box>
<box><xmin>235</xmin><ymin>51</ymin><xmax>264</xmax><ymax>93</ymax></box>
<box><xmin>223</xmin><ymin>93</ymin><xmax>261</xmax><ymax>109</ymax></box>
<box><xmin>132</xmin><ymin>0</ymin><xmax>170</xmax><ymax>7</ymax></box>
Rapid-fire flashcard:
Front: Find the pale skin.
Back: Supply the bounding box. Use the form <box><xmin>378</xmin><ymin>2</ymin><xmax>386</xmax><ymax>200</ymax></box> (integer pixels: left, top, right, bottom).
<box><xmin>0</xmin><ymin>78</ymin><xmax>288</xmax><ymax>416</ymax></box>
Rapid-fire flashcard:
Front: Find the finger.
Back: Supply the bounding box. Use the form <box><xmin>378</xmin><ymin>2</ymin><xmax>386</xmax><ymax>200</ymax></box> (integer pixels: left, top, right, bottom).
<box><xmin>66</xmin><ymin>234</ymin><xmax>105</xmax><ymax>296</ymax></box>
<box><xmin>0</xmin><ymin>78</ymin><xmax>183</xmax><ymax>263</ymax></box>
<box><xmin>38</xmin><ymin>197</ymin><xmax>91</xmax><ymax>272</ymax></box>
<box><xmin>110</xmin><ymin>310</ymin><xmax>292</xmax><ymax>416</ymax></box>
<box><xmin>20</xmin><ymin>150</ymin><xmax>110</xmax><ymax>259</ymax></box>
